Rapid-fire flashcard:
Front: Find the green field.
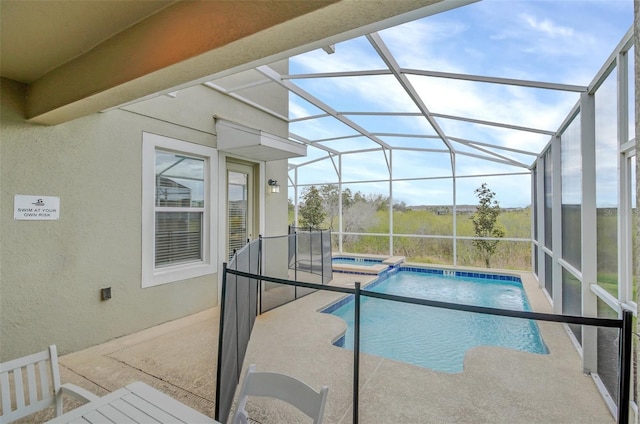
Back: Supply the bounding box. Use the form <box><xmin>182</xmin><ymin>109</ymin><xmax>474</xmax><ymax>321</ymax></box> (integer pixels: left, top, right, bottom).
<box><xmin>290</xmin><ymin>204</ymin><xmax>532</xmax><ymax>270</ymax></box>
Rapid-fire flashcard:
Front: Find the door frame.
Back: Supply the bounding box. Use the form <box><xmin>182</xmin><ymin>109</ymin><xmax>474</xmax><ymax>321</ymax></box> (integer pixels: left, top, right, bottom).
<box><xmin>225</xmin><ymin>161</ymin><xmax>255</xmax><ymax>261</ymax></box>
<box><xmin>217</xmin><ymin>153</ymin><xmax>265</xmax><ymax>299</ymax></box>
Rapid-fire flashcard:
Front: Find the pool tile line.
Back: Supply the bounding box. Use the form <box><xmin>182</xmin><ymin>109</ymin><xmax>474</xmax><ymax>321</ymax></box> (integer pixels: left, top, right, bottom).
<box><xmin>333</xmin><ymin>270</ymin><xmax>380</xmax><ymax>276</ymax></box>
<box><xmin>397</xmin><ymin>266</ymin><xmax>520</xmax><ymax>282</ymax></box>
<box><xmin>321</xmin><ymin>294</ymin><xmax>355</xmax><ymax>314</ymax></box>
<box><xmin>333</xmin><ymin>257</ymin><xmax>383</xmax><ymax>265</ymax></box>
<box><xmin>334</xmin><ymin>263</ymin><xmax>520</xmax><ymax>282</ymax></box>
<box><xmin>324</xmin><ymin>266</ymin><xmax>523</xmax><ymax>315</ymax></box>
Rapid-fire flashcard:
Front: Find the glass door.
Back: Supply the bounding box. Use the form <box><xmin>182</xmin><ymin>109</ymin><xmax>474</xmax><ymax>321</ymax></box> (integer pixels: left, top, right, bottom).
<box><xmin>227</xmin><ymin>162</ymin><xmax>254</xmax><ymax>260</ymax></box>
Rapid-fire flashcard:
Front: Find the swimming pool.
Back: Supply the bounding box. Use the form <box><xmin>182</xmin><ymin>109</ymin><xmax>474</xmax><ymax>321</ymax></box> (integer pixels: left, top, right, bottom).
<box><xmin>323</xmin><ymin>269</ymin><xmax>548</xmax><ymax>373</ymax></box>
<box><xmin>332</xmin><ymin>257</ymin><xmax>384</xmax><ymax>266</ymax></box>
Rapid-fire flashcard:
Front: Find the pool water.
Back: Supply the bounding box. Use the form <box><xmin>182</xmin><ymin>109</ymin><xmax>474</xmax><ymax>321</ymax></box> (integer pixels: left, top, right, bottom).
<box><xmin>332</xmin><ymin>257</ymin><xmax>383</xmax><ymax>266</ymax></box>
<box><xmin>325</xmin><ymin>270</ymin><xmax>548</xmax><ymax>373</ymax></box>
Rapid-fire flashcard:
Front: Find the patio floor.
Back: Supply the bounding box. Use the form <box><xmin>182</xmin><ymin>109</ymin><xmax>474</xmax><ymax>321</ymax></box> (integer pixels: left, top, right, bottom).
<box><xmin>17</xmin><ymin>308</ymin><xmax>218</xmax><ymax>423</ymax></box>
<box><xmin>21</xmin><ymin>270</ymin><xmax>615</xmax><ymax>423</ymax></box>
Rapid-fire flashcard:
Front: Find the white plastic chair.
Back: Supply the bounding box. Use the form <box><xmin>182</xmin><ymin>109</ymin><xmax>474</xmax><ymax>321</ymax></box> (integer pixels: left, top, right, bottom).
<box><xmin>0</xmin><ymin>344</ymin><xmax>99</xmax><ymax>423</ymax></box>
<box><xmin>232</xmin><ymin>364</ymin><xmax>329</xmax><ymax>424</ymax></box>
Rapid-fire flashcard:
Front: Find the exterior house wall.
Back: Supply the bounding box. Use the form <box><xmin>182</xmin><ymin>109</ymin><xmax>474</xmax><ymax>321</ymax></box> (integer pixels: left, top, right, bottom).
<box><xmin>0</xmin><ymin>67</ymin><xmax>289</xmax><ymax>360</ymax></box>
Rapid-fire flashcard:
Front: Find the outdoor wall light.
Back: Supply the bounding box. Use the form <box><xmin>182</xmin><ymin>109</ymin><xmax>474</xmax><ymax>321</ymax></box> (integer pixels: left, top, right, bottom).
<box><xmin>268</xmin><ymin>179</ymin><xmax>280</xmax><ymax>194</ymax></box>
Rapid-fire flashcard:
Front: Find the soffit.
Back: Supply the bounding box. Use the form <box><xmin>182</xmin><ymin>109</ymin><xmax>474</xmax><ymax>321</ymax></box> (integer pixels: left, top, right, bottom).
<box><xmin>0</xmin><ymin>0</ymin><xmax>443</xmax><ymax>125</ymax></box>
<box><xmin>0</xmin><ymin>0</ymin><xmax>177</xmax><ymax>83</ymax></box>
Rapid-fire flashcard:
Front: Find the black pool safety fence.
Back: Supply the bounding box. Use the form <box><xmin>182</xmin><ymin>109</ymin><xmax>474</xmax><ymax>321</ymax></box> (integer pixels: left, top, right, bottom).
<box><xmin>287</xmin><ymin>227</ymin><xmax>333</xmax><ymax>289</ymax></box>
<box><xmin>215</xmin><ymin>265</ymin><xmax>633</xmax><ymax>423</ymax></box>
<box><xmin>215</xmin><ymin>230</ymin><xmax>332</xmax><ymax>422</ymax></box>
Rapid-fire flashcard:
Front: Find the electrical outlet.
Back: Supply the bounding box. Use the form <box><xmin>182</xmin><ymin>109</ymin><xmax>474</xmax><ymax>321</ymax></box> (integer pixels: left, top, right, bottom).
<box><xmin>101</xmin><ymin>287</ymin><xmax>112</xmax><ymax>300</ymax></box>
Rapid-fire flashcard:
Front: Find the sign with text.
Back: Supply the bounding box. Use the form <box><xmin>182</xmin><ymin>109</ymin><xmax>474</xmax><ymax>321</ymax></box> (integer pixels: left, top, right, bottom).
<box><xmin>14</xmin><ymin>195</ymin><xmax>60</xmax><ymax>220</ymax></box>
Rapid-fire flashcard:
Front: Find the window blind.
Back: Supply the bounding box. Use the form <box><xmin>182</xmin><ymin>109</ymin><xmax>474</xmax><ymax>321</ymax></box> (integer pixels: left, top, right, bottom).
<box><xmin>154</xmin><ymin>150</ymin><xmax>206</xmax><ymax>268</ymax></box>
<box><xmin>155</xmin><ymin>212</ymin><xmax>202</xmax><ymax>267</ymax></box>
<box><xmin>228</xmin><ymin>201</ymin><xmax>247</xmax><ymax>259</ymax></box>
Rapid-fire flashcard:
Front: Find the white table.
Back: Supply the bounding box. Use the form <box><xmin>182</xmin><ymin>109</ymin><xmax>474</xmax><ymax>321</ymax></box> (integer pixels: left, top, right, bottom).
<box><xmin>45</xmin><ymin>381</ymin><xmax>219</xmax><ymax>423</ymax></box>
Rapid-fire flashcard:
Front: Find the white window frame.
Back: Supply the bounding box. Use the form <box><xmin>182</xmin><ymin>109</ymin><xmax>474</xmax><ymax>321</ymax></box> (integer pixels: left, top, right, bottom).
<box><xmin>142</xmin><ymin>132</ymin><xmax>217</xmax><ymax>288</ymax></box>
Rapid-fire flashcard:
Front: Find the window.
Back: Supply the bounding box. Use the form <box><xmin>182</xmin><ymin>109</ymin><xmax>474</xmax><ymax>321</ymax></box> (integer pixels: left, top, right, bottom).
<box><xmin>142</xmin><ymin>133</ymin><xmax>217</xmax><ymax>288</ymax></box>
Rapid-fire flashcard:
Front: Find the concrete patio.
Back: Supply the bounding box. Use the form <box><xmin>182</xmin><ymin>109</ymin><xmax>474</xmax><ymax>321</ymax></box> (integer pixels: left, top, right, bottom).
<box><xmin>15</xmin><ymin>308</ymin><xmax>218</xmax><ymax>423</ymax></box>
<box><xmin>19</xmin><ymin>270</ymin><xmax>615</xmax><ymax>423</ymax></box>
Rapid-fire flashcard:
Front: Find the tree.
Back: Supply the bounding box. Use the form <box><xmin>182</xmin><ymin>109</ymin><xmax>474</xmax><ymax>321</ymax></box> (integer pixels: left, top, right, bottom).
<box><xmin>287</xmin><ymin>197</ymin><xmax>295</xmax><ymax>225</ymax></box>
<box><xmin>298</xmin><ymin>185</ymin><xmax>326</xmax><ymax>228</ymax></box>
<box><xmin>471</xmin><ymin>183</ymin><xmax>505</xmax><ymax>268</ymax></box>
<box><xmin>288</xmin><ymin>197</ymin><xmax>294</xmax><ymax>214</ymax></box>
<box><xmin>319</xmin><ymin>184</ymin><xmax>340</xmax><ymax>230</ymax></box>
<box><xmin>343</xmin><ymin>200</ymin><xmax>379</xmax><ymax>239</ymax></box>
<box><xmin>393</xmin><ymin>201</ymin><xmax>409</xmax><ymax>212</ymax></box>
<box><xmin>318</xmin><ymin>184</ymin><xmax>353</xmax><ymax>231</ymax></box>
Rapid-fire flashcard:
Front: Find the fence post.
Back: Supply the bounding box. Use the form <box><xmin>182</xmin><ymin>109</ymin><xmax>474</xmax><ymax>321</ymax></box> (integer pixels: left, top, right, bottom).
<box><xmin>214</xmin><ymin>263</ymin><xmax>228</xmax><ymax>422</ymax></box>
<box><xmin>617</xmin><ymin>309</ymin><xmax>632</xmax><ymax>423</ymax></box>
<box><xmin>258</xmin><ymin>235</ymin><xmax>263</xmax><ymax>315</ymax></box>
<box><xmin>309</xmin><ymin>227</ymin><xmax>313</xmax><ymax>293</ymax></box>
<box><xmin>320</xmin><ymin>230</ymin><xmax>324</xmax><ymax>285</ymax></box>
<box><xmin>294</xmin><ymin>231</ymin><xmax>298</xmax><ymax>280</ymax></box>
<box><xmin>353</xmin><ymin>282</ymin><xmax>361</xmax><ymax>424</ymax></box>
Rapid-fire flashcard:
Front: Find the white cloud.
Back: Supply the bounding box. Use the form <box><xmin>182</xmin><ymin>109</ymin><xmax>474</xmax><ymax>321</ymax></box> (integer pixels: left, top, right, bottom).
<box><xmin>379</xmin><ymin>19</ymin><xmax>469</xmax><ymax>73</ymax></box>
<box><xmin>290</xmin><ymin>37</ymin><xmax>384</xmax><ymax>73</ymax></box>
<box><xmin>282</xmin><ymin>0</ymin><xmax>631</xmax><ymax>207</ymax></box>
<box><xmin>289</xmin><ymin>100</ymin><xmax>313</xmax><ymax>120</ymax></box>
<box><xmin>289</xmin><ymin>45</ymin><xmax>563</xmax><ymax>180</ymax></box>
<box><xmin>521</xmin><ymin>13</ymin><xmax>575</xmax><ymax>39</ymax></box>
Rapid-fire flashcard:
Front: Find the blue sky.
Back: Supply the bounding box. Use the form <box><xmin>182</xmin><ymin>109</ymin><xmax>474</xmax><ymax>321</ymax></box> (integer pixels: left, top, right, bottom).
<box><xmin>286</xmin><ymin>0</ymin><xmax>633</xmax><ymax>208</ymax></box>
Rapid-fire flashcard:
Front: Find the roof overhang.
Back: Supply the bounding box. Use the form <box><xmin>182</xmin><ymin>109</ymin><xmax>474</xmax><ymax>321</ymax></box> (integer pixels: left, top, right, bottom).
<box><xmin>1</xmin><ymin>0</ymin><xmax>449</xmax><ymax>125</ymax></box>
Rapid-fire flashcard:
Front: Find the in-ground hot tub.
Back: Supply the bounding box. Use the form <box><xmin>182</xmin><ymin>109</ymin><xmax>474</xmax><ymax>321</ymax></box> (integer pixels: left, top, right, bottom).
<box><xmin>331</xmin><ymin>255</ymin><xmax>404</xmax><ymax>275</ymax></box>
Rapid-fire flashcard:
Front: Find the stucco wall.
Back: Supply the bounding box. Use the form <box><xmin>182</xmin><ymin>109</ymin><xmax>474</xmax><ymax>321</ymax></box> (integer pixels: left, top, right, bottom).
<box><xmin>0</xmin><ymin>72</ymin><xmax>289</xmax><ymax>360</ymax></box>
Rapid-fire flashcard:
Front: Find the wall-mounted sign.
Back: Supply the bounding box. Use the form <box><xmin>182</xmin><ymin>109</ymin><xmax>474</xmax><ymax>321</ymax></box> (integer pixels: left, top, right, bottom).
<box><xmin>14</xmin><ymin>195</ymin><xmax>60</xmax><ymax>220</ymax></box>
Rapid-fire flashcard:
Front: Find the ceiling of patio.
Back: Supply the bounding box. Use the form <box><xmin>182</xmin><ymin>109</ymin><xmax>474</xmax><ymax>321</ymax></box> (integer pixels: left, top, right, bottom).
<box><xmin>1</xmin><ymin>0</ymin><xmax>446</xmax><ymax>125</ymax></box>
<box><xmin>198</xmin><ymin>1</ymin><xmax>633</xmax><ymax>172</ymax></box>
